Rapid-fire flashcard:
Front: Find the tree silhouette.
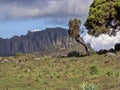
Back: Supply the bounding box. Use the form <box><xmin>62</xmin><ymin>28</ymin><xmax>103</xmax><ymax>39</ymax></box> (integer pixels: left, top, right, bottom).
<box><xmin>68</xmin><ymin>18</ymin><xmax>89</xmax><ymax>55</ymax></box>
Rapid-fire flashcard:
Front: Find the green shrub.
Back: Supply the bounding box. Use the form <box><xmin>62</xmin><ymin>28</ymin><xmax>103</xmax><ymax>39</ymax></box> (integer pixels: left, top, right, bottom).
<box><xmin>115</xmin><ymin>72</ymin><xmax>119</xmax><ymax>77</ymax></box>
<box><xmin>42</xmin><ymin>55</ymin><xmax>52</xmax><ymax>60</ymax></box>
<box><xmin>35</xmin><ymin>78</ymin><xmax>40</xmax><ymax>83</ymax></box>
<box><xmin>81</xmin><ymin>82</ymin><xmax>97</xmax><ymax>90</ymax></box>
<box><xmin>15</xmin><ymin>52</ymin><xmax>23</xmax><ymax>57</ymax></box>
<box><xmin>89</xmin><ymin>65</ymin><xmax>99</xmax><ymax>75</ymax></box>
<box><xmin>67</xmin><ymin>51</ymin><xmax>80</xmax><ymax>57</ymax></box>
<box><xmin>106</xmin><ymin>71</ymin><xmax>119</xmax><ymax>77</ymax></box>
<box><xmin>106</xmin><ymin>71</ymin><xmax>113</xmax><ymax>76</ymax></box>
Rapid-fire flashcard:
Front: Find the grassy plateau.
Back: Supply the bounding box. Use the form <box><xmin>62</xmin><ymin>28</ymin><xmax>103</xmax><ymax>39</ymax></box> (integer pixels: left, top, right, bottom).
<box><xmin>0</xmin><ymin>52</ymin><xmax>120</xmax><ymax>90</ymax></box>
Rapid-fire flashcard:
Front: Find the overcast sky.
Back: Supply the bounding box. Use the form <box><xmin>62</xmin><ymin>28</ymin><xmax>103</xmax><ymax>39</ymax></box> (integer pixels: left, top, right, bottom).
<box><xmin>0</xmin><ymin>0</ymin><xmax>93</xmax><ymax>38</ymax></box>
<box><xmin>0</xmin><ymin>0</ymin><xmax>92</xmax><ymax>20</ymax></box>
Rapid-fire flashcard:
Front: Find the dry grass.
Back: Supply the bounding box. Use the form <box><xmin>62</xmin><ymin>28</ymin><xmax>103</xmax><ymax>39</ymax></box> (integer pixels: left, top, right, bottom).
<box><xmin>0</xmin><ymin>52</ymin><xmax>120</xmax><ymax>90</ymax></box>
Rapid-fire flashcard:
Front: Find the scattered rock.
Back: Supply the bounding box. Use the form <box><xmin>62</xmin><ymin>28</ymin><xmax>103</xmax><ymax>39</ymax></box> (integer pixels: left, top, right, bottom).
<box><xmin>116</xmin><ymin>55</ymin><xmax>120</xmax><ymax>60</ymax></box>
<box><xmin>97</xmin><ymin>43</ymin><xmax>120</xmax><ymax>55</ymax></box>
<box><xmin>108</xmin><ymin>48</ymin><xmax>115</xmax><ymax>52</ymax></box>
<box><xmin>105</xmin><ymin>52</ymin><xmax>116</xmax><ymax>58</ymax></box>
<box><xmin>18</xmin><ymin>59</ymin><xmax>24</xmax><ymax>65</ymax></box>
<box><xmin>0</xmin><ymin>58</ymin><xmax>9</xmax><ymax>63</ymax></box>
<box><xmin>115</xmin><ymin>43</ymin><xmax>120</xmax><ymax>51</ymax></box>
<box><xmin>8</xmin><ymin>57</ymin><xmax>16</xmax><ymax>63</ymax></box>
<box><xmin>97</xmin><ymin>49</ymin><xmax>108</xmax><ymax>54</ymax></box>
<box><xmin>105</xmin><ymin>60</ymin><xmax>110</xmax><ymax>64</ymax></box>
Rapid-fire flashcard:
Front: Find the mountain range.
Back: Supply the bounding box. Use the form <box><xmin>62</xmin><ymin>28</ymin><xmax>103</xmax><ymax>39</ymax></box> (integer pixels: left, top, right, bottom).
<box><xmin>0</xmin><ymin>27</ymin><xmax>92</xmax><ymax>56</ymax></box>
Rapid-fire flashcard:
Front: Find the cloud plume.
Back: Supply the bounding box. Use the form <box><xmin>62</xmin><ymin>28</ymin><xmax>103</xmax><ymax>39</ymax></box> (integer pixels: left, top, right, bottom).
<box><xmin>83</xmin><ymin>31</ymin><xmax>120</xmax><ymax>51</ymax></box>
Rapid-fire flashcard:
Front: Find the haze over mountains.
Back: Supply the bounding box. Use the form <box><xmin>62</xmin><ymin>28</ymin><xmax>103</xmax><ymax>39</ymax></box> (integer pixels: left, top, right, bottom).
<box><xmin>0</xmin><ymin>27</ymin><xmax>92</xmax><ymax>56</ymax></box>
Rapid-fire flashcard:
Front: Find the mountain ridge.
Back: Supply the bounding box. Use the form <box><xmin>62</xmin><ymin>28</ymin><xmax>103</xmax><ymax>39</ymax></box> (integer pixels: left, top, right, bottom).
<box><xmin>0</xmin><ymin>27</ymin><xmax>92</xmax><ymax>56</ymax></box>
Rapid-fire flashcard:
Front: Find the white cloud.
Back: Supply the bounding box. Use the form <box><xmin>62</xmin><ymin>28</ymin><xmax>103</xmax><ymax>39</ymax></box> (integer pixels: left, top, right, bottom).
<box><xmin>83</xmin><ymin>31</ymin><xmax>120</xmax><ymax>51</ymax></box>
<box><xmin>31</xmin><ymin>29</ymin><xmax>42</xmax><ymax>32</ymax></box>
<box><xmin>0</xmin><ymin>0</ymin><xmax>93</xmax><ymax>21</ymax></box>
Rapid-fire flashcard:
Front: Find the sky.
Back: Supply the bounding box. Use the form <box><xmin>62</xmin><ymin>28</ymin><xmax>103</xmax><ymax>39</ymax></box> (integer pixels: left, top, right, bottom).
<box><xmin>0</xmin><ymin>0</ymin><xmax>93</xmax><ymax>39</ymax></box>
<box><xmin>0</xmin><ymin>0</ymin><xmax>120</xmax><ymax>51</ymax></box>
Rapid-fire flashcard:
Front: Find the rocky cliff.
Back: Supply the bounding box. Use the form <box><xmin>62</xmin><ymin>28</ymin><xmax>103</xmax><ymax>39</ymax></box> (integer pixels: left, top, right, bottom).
<box><xmin>0</xmin><ymin>27</ymin><xmax>93</xmax><ymax>56</ymax></box>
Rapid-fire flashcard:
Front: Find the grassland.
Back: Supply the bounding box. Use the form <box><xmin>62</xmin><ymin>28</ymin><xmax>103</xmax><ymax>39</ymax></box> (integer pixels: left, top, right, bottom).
<box><xmin>0</xmin><ymin>52</ymin><xmax>120</xmax><ymax>90</ymax></box>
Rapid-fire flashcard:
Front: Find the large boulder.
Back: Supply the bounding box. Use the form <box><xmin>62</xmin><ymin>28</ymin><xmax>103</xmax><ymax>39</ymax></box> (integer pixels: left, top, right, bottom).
<box><xmin>114</xmin><ymin>43</ymin><xmax>120</xmax><ymax>51</ymax></box>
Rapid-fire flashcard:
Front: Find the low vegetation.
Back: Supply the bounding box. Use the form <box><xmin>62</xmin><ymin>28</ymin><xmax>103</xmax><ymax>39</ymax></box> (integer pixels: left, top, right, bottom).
<box><xmin>0</xmin><ymin>51</ymin><xmax>120</xmax><ymax>90</ymax></box>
